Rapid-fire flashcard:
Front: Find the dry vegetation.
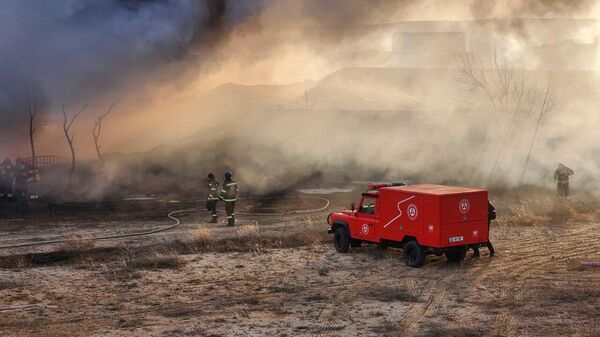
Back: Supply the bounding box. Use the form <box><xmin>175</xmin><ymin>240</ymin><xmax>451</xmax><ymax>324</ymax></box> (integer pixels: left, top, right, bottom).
<box><xmin>119</xmin><ymin>249</ymin><xmax>186</xmax><ymax>271</ymax></box>
<box><xmin>1</xmin><ymin>193</ymin><xmax>598</xmax><ymax>337</ymax></box>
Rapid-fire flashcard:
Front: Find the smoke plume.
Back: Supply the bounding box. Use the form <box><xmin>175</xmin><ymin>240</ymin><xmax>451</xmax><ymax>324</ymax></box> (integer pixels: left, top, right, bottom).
<box><xmin>2</xmin><ymin>0</ymin><xmax>600</xmax><ymax>198</ymax></box>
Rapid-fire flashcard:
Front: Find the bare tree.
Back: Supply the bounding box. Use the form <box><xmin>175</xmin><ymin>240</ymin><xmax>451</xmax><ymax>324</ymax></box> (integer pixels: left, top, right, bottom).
<box><xmin>93</xmin><ymin>99</ymin><xmax>118</xmax><ymax>166</ymax></box>
<box><xmin>455</xmin><ymin>49</ymin><xmax>521</xmax><ymax>182</ymax></box>
<box><xmin>519</xmin><ymin>80</ymin><xmax>559</xmax><ymax>184</ymax></box>
<box><xmin>456</xmin><ymin>49</ymin><xmax>560</xmax><ymax>185</ymax></box>
<box><xmin>26</xmin><ymin>87</ymin><xmax>38</xmax><ymax>170</ymax></box>
<box><xmin>62</xmin><ymin>103</ymin><xmax>87</xmax><ymax>176</ymax></box>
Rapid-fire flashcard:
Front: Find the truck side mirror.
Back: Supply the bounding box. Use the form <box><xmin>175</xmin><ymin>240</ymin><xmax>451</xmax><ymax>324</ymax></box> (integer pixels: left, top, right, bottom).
<box><xmin>350</xmin><ymin>203</ymin><xmax>355</xmax><ymax>211</ymax></box>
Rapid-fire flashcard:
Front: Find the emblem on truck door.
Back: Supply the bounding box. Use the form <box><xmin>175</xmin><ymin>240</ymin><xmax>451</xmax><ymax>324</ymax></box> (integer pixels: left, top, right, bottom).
<box><xmin>361</xmin><ymin>224</ymin><xmax>369</xmax><ymax>235</ymax></box>
<box><xmin>407</xmin><ymin>204</ymin><xmax>418</xmax><ymax>220</ymax></box>
<box><xmin>459</xmin><ymin>199</ymin><xmax>470</xmax><ymax>214</ymax></box>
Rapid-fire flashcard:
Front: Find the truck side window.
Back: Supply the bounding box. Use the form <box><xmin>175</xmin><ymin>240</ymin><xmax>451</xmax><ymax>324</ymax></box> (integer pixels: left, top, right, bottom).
<box><xmin>360</xmin><ymin>197</ymin><xmax>376</xmax><ymax>215</ymax></box>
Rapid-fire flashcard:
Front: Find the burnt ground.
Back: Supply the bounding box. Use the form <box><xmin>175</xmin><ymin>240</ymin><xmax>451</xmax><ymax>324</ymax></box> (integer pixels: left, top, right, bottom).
<box><xmin>0</xmin><ymin>189</ymin><xmax>599</xmax><ymax>337</ymax></box>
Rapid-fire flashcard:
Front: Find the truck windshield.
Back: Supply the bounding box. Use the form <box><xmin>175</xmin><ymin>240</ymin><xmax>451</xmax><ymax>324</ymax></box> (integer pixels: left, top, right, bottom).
<box><xmin>360</xmin><ymin>197</ymin><xmax>377</xmax><ymax>215</ymax></box>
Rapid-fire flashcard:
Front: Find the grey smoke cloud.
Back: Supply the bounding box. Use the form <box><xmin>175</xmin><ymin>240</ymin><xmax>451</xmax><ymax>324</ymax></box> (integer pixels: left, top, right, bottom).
<box><xmin>0</xmin><ymin>0</ymin><xmax>264</xmax><ymax>156</ymax></box>
<box><xmin>2</xmin><ymin>0</ymin><xmax>600</xmax><ymax>198</ymax></box>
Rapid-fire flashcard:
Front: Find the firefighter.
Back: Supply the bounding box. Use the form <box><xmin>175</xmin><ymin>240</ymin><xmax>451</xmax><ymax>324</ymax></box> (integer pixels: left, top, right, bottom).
<box><xmin>0</xmin><ymin>158</ymin><xmax>13</xmax><ymax>199</ymax></box>
<box><xmin>472</xmin><ymin>202</ymin><xmax>495</xmax><ymax>257</ymax></box>
<box><xmin>13</xmin><ymin>158</ymin><xmax>28</xmax><ymax>202</ymax></box>
<box><xmin>219</xmin><ymin>171</ymin><xmax>238</xmax><ymax>226</ymax></box>
<box><xmin>554</xmin><ymin>163</ymin><xmax>574</xmax><ymax>199</ymax></box>
<box><xmin>206</xmin><ymin>173</ymin><xmax>220</xmax><ymax>223</ymax></box>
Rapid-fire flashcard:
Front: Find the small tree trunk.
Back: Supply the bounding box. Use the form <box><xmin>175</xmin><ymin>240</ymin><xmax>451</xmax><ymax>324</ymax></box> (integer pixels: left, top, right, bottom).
<box><xmin>29</xmin><ymin>115</ymin><xmax>36</xmax><ymax>169</ymax></box>
<box><xmin>68</xmin><ymin>141</ymin><xmax>76</xmax><ymax>176</ymax></box>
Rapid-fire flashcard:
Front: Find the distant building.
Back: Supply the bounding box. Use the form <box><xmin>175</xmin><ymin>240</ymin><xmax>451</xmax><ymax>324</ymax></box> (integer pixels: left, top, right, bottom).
<box><xmin>393</xmin><ymin>31</ymin><xmax>466</xmax><ymax>68</ymax></box>
<box><xmin>527</xmin><ymin>36</ymin><xmax>600</xmax><ymax>70</ymax></box>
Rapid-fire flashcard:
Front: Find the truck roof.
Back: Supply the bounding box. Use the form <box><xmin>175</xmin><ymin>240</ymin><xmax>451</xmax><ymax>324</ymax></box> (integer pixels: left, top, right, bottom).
<box><xmin>380</xmin><ymin>184</ymin><xmax>486</xmax><ymax>195</ymax></box>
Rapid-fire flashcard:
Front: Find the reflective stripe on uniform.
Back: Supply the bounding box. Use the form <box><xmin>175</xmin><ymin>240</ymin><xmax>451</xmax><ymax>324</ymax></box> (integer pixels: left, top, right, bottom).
<box><xmin>223</xmin><ymin>199</ymin><xmax>236</xmax><ymax>202</ymax></box>
<box><xmin>226</xmin><ymin>183</ymin><xmax>237</xmax><ymax>187</ymax></box>
<box><xmin>227</xmin><ymin>216</ymin><xmax>233</xmax><ymax>219</ymax></box>
<box><xmin>208</xmin><ymin>197</ymin><xmax>219</xmax><ymax>200</ymax></box>
<box><xmin>221</xmin><ymin>189</ymin><xmax>227</xmax><ymax>193</ymax></box>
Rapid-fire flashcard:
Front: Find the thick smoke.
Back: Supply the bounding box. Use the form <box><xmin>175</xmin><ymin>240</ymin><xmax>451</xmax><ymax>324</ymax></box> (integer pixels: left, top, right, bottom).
<box><xmin>0</xmin><ymin>0</ymin><xmax>261</xmax><ymax>156</ymax></box>
<box><xmin>2</xmin><ymin>0</ymin><xmax>600</xmax><ymax>199</ymax></box>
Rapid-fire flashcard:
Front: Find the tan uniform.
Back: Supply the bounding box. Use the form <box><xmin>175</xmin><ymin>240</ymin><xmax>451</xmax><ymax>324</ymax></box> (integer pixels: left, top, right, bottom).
<box><xmin>554</xmin><ymin>165</ymin><xmax>574</xmax><ymax>198</ymax></box>
<box><xmin>220</xmin><ymin>179</ymin><xmax>238</xmax><ymax>226</ymax></box>
<box><xmin>206</xmin><ymin>178</ymin><xmax>220</xmax><ymax>222</ymax></box>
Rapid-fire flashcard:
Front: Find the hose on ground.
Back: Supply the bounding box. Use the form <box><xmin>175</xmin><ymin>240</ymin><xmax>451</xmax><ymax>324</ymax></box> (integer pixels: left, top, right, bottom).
<box><xmin>0</xmin><ymin>196</ymin><xmax>330</xmax><ymax>250</ymax></box>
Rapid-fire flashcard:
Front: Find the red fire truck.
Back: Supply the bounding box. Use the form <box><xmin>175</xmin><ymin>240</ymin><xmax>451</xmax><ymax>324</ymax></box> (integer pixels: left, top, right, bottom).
<box><xmin>327</xmin><ymin>183</ymin><xmax>494</xmax><ymax>267</ymax></box>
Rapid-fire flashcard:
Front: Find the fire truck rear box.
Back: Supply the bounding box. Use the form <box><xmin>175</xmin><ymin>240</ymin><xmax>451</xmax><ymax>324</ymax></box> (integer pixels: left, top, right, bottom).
<box><xmin>375</xmin><ymin>184</ymin><xmax>488</xmax><ymax>248</ymax></box>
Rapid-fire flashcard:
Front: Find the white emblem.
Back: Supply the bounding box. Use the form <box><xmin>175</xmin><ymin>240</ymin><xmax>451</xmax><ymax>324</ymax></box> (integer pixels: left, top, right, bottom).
<box><xmin>407</xmin><ymin>204</ymin><xmax>418</xmax><ymax>220</ymax></box>
<box><xmin>361</xmin><ymin>224</ymin><xmax>369</xmax><ymax>235</ymax></box>
<box><xmin>459</xmin><ymin>199</ymin><xmax>470</xmax><ymax>214</ymax></box>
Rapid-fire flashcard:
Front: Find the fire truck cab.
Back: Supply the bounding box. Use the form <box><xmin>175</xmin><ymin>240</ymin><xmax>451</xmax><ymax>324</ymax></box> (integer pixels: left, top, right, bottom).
<box><xmin>327</xmin><ymin>183</ymin><xmax>494</xmax><ymax>267</ymax></box>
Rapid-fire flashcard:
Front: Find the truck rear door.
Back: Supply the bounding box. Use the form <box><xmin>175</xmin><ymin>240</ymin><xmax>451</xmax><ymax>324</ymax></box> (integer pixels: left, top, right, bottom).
<box><xmin>439</xmin><ymin>191</ymin><xmax>488</xmax><ymax>245</ymax></box>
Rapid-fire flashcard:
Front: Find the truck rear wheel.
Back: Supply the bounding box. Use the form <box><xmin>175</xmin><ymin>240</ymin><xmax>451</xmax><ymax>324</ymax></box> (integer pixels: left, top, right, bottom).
<box><xmin>334</xmin><ymin>227</ymin><xmax>350</xmax><ymax>253</ymax></box>
<box><xmin>403</xmin><ymin>240</ymin><xmax>425</xmax><ymax>268</ymax></box>
<box><xmin>445</xmin><ymin>246</ymin><xmax>467</xmax><ymax>262</ymax></box>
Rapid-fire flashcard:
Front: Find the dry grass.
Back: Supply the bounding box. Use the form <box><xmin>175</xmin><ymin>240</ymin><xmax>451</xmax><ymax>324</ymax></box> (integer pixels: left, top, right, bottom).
<box><xmin>498</xmin><ymin>196</ymin><xmax>600</xmax><ymax>228</ymax></box>
<box><xmin>0</xmin><ymin>223</ymin><xmax>329</xmax><ymax>269</ymax></box>
<box><xmin>191</xmin><ymin>226</ymin><xmax>214</xmax><ymax>246</ymax></box>
<box><xmin>60</xmin><ymin>236</ymin><xmax>95</xmax><ymax>252</ymax></box>
<box><xmin>500</xmin><ymin>204</ymin><xmax>550</xmax><ymax>226</ymax></box>
<box><xmin>414</xmin><ymin>324</ymin><xmax>488</xmax><ymax>337</ymax></box>
<box><xmin>1</xmin><ymin>255</ymin><xmax>32</xmax><ymax>269</ymax></box>
<box><xmin>549</xmin><ymin>287</ymin><xmax>600</xmax><ymax>303</ymax></box>
<box><xmin>0</xmin><ymin>280</ymin><xmax>18</xmax><ymax>290</ymax></box>
<box><xmin>237</xmin><ymin>223</ymin><xmax>260</xmax><ymax>241</ymax></box>
<box><xmin>120</xmin><ymin>249</ymin><xmax>186</xmax><ymax>270</ymax></box>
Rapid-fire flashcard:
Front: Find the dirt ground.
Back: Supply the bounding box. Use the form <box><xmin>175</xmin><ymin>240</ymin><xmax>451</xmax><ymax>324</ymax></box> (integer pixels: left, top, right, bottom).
<box><xmin>0</xmin><ymin>189</ymin><xmax>599</xmax><ymax>337</ymax></box>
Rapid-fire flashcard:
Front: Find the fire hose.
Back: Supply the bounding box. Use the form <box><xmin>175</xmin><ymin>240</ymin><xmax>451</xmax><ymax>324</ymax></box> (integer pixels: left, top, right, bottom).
<box><xmin>0</xmin><ymin>196</ymin><xmax>330</xmax><ymax>250</ymax></box>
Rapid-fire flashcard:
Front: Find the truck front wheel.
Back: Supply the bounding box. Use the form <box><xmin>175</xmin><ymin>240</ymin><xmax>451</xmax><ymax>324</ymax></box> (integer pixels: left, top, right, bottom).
<box><xmin>334</xmin><ymin>227</ymin><xmax>350</xmax><ymax>253</ymax></box>
<box><xmin>403</xmin><ymin>240</ymin><xmax>425</xmax><ymax>268</ymax></box>
<box><xmin>445</xmin><ymin>246</ymin><xmax>467</xmax><ymax>262</ymax></box>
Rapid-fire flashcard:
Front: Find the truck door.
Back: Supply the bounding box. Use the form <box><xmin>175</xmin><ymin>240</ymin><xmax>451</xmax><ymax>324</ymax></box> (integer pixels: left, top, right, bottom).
<box><xmin>354</xmin><ymin>196</ymin><xmax>378</xmax><ymax>241</ymax></box>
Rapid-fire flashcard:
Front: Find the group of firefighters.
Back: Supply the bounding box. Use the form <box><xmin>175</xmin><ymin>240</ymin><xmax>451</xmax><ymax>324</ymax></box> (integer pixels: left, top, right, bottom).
<box><xmin>206</xmin><ymin>171</ymin><xmax>239</xmax><ymax>226</ymax></box>
<box><xmin>0</xmin><ymin>158</ymin><xmax>39</xmax><ymax>202</ymax></box>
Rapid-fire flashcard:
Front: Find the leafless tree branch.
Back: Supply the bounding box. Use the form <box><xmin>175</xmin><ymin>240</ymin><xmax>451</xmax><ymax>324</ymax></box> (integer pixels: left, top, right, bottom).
<box><xmin>62</xmin><ymin>103</ymin><xmax>87</xmax><ymax>176</ymax></box>
<box><xmin>93</xmin><ymin>98</ymin><xmax>118</xmax><ymax>166</ymax></box>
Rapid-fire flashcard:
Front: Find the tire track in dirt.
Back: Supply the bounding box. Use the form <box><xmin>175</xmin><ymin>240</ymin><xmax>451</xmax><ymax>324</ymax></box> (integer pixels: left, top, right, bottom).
<box><xmin>302</xmin><ymin>285</ymin><xmax>356</xmax><ymax>337</ymax></box>
<box><xmin>448</xmin><ymin>224</ymin><xmax>597</xmax><ymax>336</ymax></box>
<box><xmin>472</xmin><ymin>225</ymin><xmax>593</xmax><ymax>296</ymax></box>
<box><xmin>397</xmin><ymin>261</ymin><xmax>481</xmax><ymax>336</ymax></box>
<box><xmin>484</xmin><ymin>224</ymin><xmax>600</xmax><ymax>337</ymax></box>
<box><xmin>43</xmin><ymin>269</ymin><xmax>394</xmax><ymax>331</ymax></box>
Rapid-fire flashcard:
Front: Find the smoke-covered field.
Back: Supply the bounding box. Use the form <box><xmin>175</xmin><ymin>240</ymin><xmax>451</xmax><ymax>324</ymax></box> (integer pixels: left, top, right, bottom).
<box><xmin>2</xmin><ymin>0</ymin><xmax>600</xmax><ymax>197</ymax></box>
<box><xmin>1</xmin><ymin>2</ymin><xmax>600</xmax><ymax>337</ymax></box>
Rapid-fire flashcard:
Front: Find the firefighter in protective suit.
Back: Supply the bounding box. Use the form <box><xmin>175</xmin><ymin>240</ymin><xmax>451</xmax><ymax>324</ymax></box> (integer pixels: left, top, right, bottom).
<box><xmin>206</xmin><ymin>173</ymin><xmax>220</xmax><ymax>223</ymax></box>
<box><xmin>219</xmin><ymin>171</ymin><xmax>238</xmax><ymax>226</ymax></box>
<box><xmin>554</xmin><ymin>163</ymin><xmax>574</xmax><ymax>199</ymax></box>
<box><xmin>472</xmin><ymin>202</ymin><xmax>495</xmax><ymax>257</ymax></box>
<box><xmin>0</xmin><ymin>158</ymin><xmax>13</xmax><ymax>199</ymax></box>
